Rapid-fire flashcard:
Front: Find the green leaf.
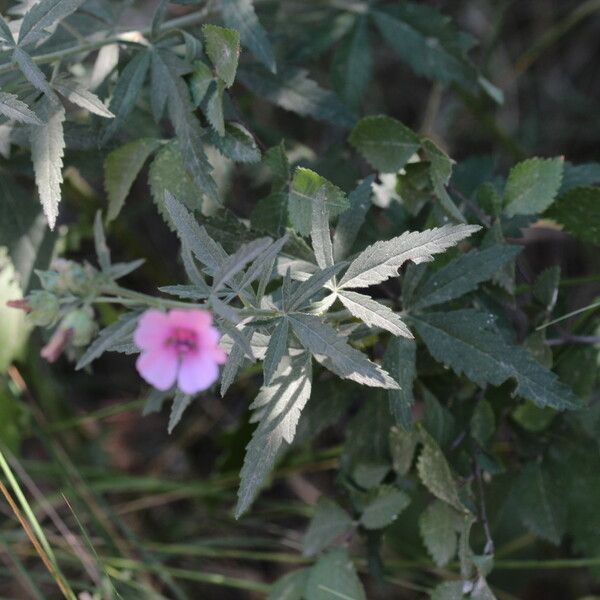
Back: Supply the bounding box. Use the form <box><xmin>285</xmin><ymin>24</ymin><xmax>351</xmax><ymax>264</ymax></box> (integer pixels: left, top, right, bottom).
<box><xmin>0</xmin><ymin>92</ymin><xmax>42</xmax><ymax>125</ymax></box>
<box><xmin>204</xmin><ymin>80</ymin><xmax>226</xmax><ymax>135</ymax></box>
<box><xmin>163</xmin><ymin>191</ymin><xmax>227</xmax><ymax>271</ymax></box>
<box><xmin>0</xmin><ymin>15</ymin><xmax>15</xmax><ymax>45</ymax></box>
<box><xmin>288</xmin><ymin>313</ymin><xmax>398</xmax><ymax>389</ymax></box>
<box><xmin>559</xmin><ymin>161</ymin><xmax>600</xmax><ymax>193</ymax></box>
<box><xmin>337</xmin><ymin>291</ymin><xmax>413</xmax><ymax>338</ymax></box>
<box><xmin>239</xmin><ymin>65</ymin><xmax>355</xmax><ymax>128</ymax></box>
<box><xmin>18</xmin><ymin>0</ymin><xmax>86</xmax><ymax>46</ymax></box>
<box><xmin>360</xmin><ymin>485</ymin><xmax>410</xmax><ymax>530</ymax></box>
<box><xmin>503</xmin><ymin>157</ymin><xmax>564</xmax><ymax>216</ymax></box>
<box><xmin>303</xmin><ymin>497</ymin><xmax>354</xmax><ymax>556</ymax></box>
<box><xmin>431</xmin><ymin>581</ymin><xmax>465</xmax><ymax>600</ymax></box>
<box><xmin>93</xmin><ymin>211</ymin><xmax>110</xmax><ymax>271</ymax></box>
<box><xmin>513</xmin><ymin>462</ymin><xmax>565</xmax><ymax>544</ymax></box>
<box><xmin>189</xmin><ymin>61</ymin><xmax>214</xmax><ymax>107</ymax></box>
<box><xmin>389</xmin><ymin>426</ymin><xmax>418</xmax><ymax>475</ymax></box>
<box><xmin>102</xmin><ymin>50</ymin><xmax>151</xmax><ymax>143</ymax></box>
<box><xmin>372</xmin><ymin>3</ymin><xmax>478</xmax><ymax>89</ymax></box>
<box><xmin>13</xmin><ymin>48</ymin><xmax>58</xmax><ymax>103</ymax></box>
<box><xmin>220</xmin><ymin>0</ymin><xmax>276</xmax><ymax>73</ymax></box>
<box><xmin>202</xmin><ymin>24</ymin><xmax>240</xmax><ymax>88</ymax></box>
<box><xmin>333</xmin><ymin>176</ymin><xmax>373</xmax><ymax>261</ymax></box>
<box><xmin>409</xmin><ymin>245</ymin><xmax>522</xmax><ymax>310</ymax></box>
<box><xmin>168</xmin><ymin>392</ymin><xmax>192</xmax><ymax>434</ymax></box>
<box><xmin>546</xmin><ymin>186</ymin><xmax>600</xmax><ymax>245</ymax></box>
<box><xmin>212</xmin><ymin>237</ymin><xmax>272</xmax><ymax>291</ymax></box>
<box><xmin>263</xmin><ymin>318</ymin><xmax>289</xmax><ymax>386</ymax></box>
<box><xmin>53</xmin><ymin>78</ymin><xmax>114</xmax><ymax>118</ymax></box>
<box><xmin>264</xmin><ymin>142</ymin><xmax>290</xmax><ymax>190</ymax></box>
<box><xmin>105</xmin><ymin>138</ymin><xmax>161</xmax><ymax>222</ymax></box>
<box><xmin>311</xmin><ymin>188</ymin><xmax>334</xmax><ymax>269</ymax></box>
<box><xmin>286</xmin><ymin>263</ymin><xmax>345</xmax><ymax>311</ymax></box>
<box><xmin>349</xmin><ymin>115</ymin><xmax>420</xmax><ymax>173</ymax></box>
<box><xmin>251</xmin><ymin>193</ymin><xmax>288</xmax><ymax>236</ymax></box>
<box><xmin>148</xmin><ymin>142</ymin><xmax>204</xmax><ymax>223</ymax></box>
<box><xmin>266</xmin><ymin>569</ymin><xmax>308</xmax><ymax>600</ymax></box>
<box><xmin>304</xmin><ymin>549</ymin><xmax>366</xmax><ymax>600</ymax></box>
<box><xmin>532</xmin><ymin>265</ymin><xmax>560</xmax><ymax>308</ymax></box>
<box><xmin>422</xmin><ymin>139</ymin><xmax>465</xmax><ymax>223</ymax></box>
<box><xmin>338</xmin><ymin>224</ymin><xmax>480</xmax><ymax>289</ymax></box>
<box><xmin>411</xmin><ymin>309</ymin><xmax>580</xmax><ymax>410</ymax></box>
<box><xmin>331</xmin><ymin>16</ymin><xmax>372</xmax><ymax>111</ymax></box>
<box><xmin>423</xmin><ymin>391</ymin><xmax>455</xmax><ymax>448</ymax></box>
<box><xmin>236</xmin><ymin>354</ymin><xmax>312</xmax><ymax>517</ymax></box>
<box><xmin>30</xmin><ymin>98</ymin><xmax>65</xmax><ymax>230</ymax></box>
<box><xmin>470</xmin><ymin>400</ymin><xmax>495</xmax><ymax>446</ymax></box>
<box><xmin>208</xmin><ymin>123</ymin><xmax>261</xmax><ymax>163</ymax></box>
<box><xmin>419</xmin><ymin>500</ymin><xmax>462</xmax><ymax>566</ymax></box>
<box><xmin>75</xmin><ymin>312</ymin><xmax>140</xmax><ymax>370</ymax></box>
<box><xmin>417</xmin><ymin>428</ymin><xmax>465</xmax><ymax>512</ymax></box>
<box><xmin>289</xmin><ymin>167</ymin><xmax>349</xmax><ymax>237</ymax></box>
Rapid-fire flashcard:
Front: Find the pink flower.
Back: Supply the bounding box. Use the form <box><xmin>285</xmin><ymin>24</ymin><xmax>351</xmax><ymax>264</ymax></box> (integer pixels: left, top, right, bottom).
<box><xmin>134</xmin><ymin>309</ymin><xmax>226</xmax><ymax>394</ymax></box>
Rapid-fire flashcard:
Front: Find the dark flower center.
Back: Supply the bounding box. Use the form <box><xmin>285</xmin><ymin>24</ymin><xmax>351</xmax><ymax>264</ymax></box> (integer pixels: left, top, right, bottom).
<box><xmin>165</xmin><ymin>327</ymin><xmax>198</xmax><ymax>355</ymax></box>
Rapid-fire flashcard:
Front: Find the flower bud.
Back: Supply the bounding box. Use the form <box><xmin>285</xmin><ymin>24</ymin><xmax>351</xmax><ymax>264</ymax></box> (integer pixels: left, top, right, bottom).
<box><xmin>27</xmin><ymin>291</ymin><xmax>60</xmax><ymax>327</ymax></box>
<box><xmin>36</xmin><ymin>269</ymin><xmax>65</xmax><ymax>294</ymax></box>
<box><xmin>61</xmin><ymin>307</ymin><xmax>97</xmax><ymax>346</ymax></box>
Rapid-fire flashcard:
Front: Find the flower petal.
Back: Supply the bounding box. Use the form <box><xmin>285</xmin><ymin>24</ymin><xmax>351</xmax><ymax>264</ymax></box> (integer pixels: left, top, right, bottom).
<box><xmin>168</xmin><ymin>309</ymin><xmax>212</xmax><ymax>332</ymax></box>
<box><xmin>177</xmin><ymin>354</ymin><xmax>219</xmax><ymax>394</ymax></box>
<box><xmin>134</xmin><ymin>310</ymin><xmax>170</xmax><ymax>351</ymax></box>
<box><xmin>136</xmin><ymin>349</ymin><xmax>177</xmax><ymax>390</ymax></box>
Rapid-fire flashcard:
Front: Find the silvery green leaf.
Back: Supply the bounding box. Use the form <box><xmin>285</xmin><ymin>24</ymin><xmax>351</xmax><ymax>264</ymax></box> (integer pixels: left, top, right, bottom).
<box><xmin>211</xmin><ymin>295</ymin><xmax>241</xmax><ymax>324</ymax></box>
<box><xmin>0</xmin><ymin>15</ymin><xmax>15</xmax><ymax>45</ymax></box>
<box><xmin>109</xmin><ymin>259</ymin><xmax>145</xmax><ymax>280</ymax></box>
<box><xmin>238</xmin><ymin>234</ymin><xmax>289</xmax><ymax>291</ymax></box>
<box><xmin>158</xmin><ymin>285</ymin><xmax>210</xmax><ymax>299</ymax></box>
<box><xmin>287</xmin><ymin>263</ymin><xmax>345</xmax><ymax>311</ymax></box>
<box><xmin>302</xmin><ymin>497</ymin><xmax>354</xmax><ymax>556</ymax></box>
<box><xmin>304</xmin><ymin>549</ymin><xmax>366</xmax><ymax>600</ymax></box>
<box><xmin>332</xmin><ymin>176</ymin><xmax>373</xmax><ymax>261</ymax></box>
<box><xmin>338</xmin><ymin>224</ymin><xmax>480</xmax><ymax>289</ymax></box>
<box><xmin>208</xmin><ymin>122</ymin><xmax>261</xmax><ymax>163</ymax></box>
<box><xmin>409</xmin><ymin>244</ymin><xmax>522</xmax><ymax>310</ymax></box>
<box><xmin>212</xmin><ymin>237</ymin><xmax>272</xmax><ymax>292</ymax></box>
<box><xmin>266</xmin><ymin>570</ymin><xmax>308</xmax><ymax>600</ymax></box>
<box><xmin>311</xmin><ymin>187</ymin><xmax>334</xmax><ymax>269</ymax></box>
<box><xmin>163</xmin><ymin>192</ymin><xmax>227</xmax><ymax>271</ymax></box>
<box><xmin>168</xmin><ymin>392</ymin><xmax>192</xmax><ymax>434</ymax></box>
<box><xmin>30</xmin><ymin>98</ymin><xmax>65</xmax><ymax>230</ymax></box>
<box><xmin>181</xmin><ymin>244</ymin><xmax>211</xmax><ymax>288</ymax></box>
<box><xmin>360</xmin><ymin>485</ymin><xmax>410</xmax><ymax>530</ymax></box>
<box><xmin>220</xmin><ymin>0</ymin><xmax>276</xmax><ymax>73</ymax></box>
<box><xmin>13</xmin><ymin>48</ymin><xmax>59</xmax><ymax>103</ymax></box>
<box><xmin>104</xmin><ymin>138</ymin><xmax>161</xmax><ymax>222</ymax></box>
<box><xmin>18</xmin><ymin>0</ymin><xmax>86</xmax><ymax>46</ymax></box>
<box><xmin>219</xmin><ymin>319</ymin><xmax>255</xmax><ymax>360</ymax></box>
<box><xmin>142</xmin><ymin>389</ymin><xmax>169</xmax><ymax>416</ymax></box>
<box><xmin>419</xmin><ymin>500</ymin><xmax>463</xmax><ymax>566</ymax></box>
<box><xmin>289</xmin><ymin>313</ymin><xmax>399</xmax><ymax>389</ymax></box>
<box><xmin>93</xmin><ymin>211</ymin><xmax>110</xmax><ymax>271</ymax></box>
<box><xmin>53</xmin><ymin>78</ymin><xmax>114</xmax><ymax>118</ymax></box>
<box><xmin>202</xmin><ymin>24</ymin><xmax>240</xmax><ymax>88</ymax></box>
<box><xmin>0</xmin><ymin>92</ymin><xmax>42</xmax><ymax>125</ymax></box>
<box><xmin>220</xmin><ymin>343</ymin><xmax>245</xmax><ymax>396</ymax></box>
<box><xmin>337</xmin><ymin>290</ymin><xmax>413</xmax><ymax>338</ymax></box>
<box><xmin>75</xmin><ymin>312</ymin><xmax>140</xmax><ymax>370</ymax></box>
<box><xmin>263</xmin><ymin>317</ymin><xmax>288</xmax><ymax>385</ymax></box>
<box><xmin>384</xmin><ymin>337</ymin><xmax>416</xmax><ymax>430</ymax></box>
<box><xmin>236</xmin><ymin>353</ymin><xmax>312</xmax><ymax>517</ymax></box>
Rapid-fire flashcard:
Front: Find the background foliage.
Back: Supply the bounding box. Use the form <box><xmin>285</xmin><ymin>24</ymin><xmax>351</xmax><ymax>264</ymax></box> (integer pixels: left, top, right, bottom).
<box><xmin>1</xmin><ymin>0</ymin><xmax>600</xmax><ymax>598</ymax></box>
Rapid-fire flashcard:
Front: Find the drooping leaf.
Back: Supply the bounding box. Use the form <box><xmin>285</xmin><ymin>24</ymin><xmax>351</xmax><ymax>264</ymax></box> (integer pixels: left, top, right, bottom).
<box><xmin>349</xmin><ymin>115</ymin><xmax>420</xmax><ymax>173</ymax></box>
<box><xmin>289</xmin><ymin>167</ymin><xmax>349</xmax><ymax>236</ymax></box>
<box><xmin>202</xmin><ymin>24</ymin><xmax>240</xmax><ymax>87</ymax></box>
<box><xmin>419</xmin><ymin>500</ymin><xmax>462</xmax><ymax>566</ymax></box>
<box><xmin>239</xmin><ymin>65</ymin><xmax>355</xmax><ymax>127</ymax></box>
<box><xmin>545</xmin><ymin>186</ymin><xmax>600</xmax><ymax>245</ymax></box>
<box><xmin>337</xmin><ymin>290</ymin><xmax>413</xmax><ymax>337</ymax></box>
<box><xmin>503</xmin><ymin>157</ymin><xmax>564</xmax><ymax>216</ymax></box>
<box><xmin>18</xmin><ymin>0</ymin><xmax>86</xmax><ymax>46</ymax></box>
<box><xmin>30</xmin><ymin>98</ymin><xmax>65</xmax><ymax>230</ymax></box>
<box><xmin>411</xmin><ymin>309</ymin><xmax>580</xmax><ymax>410</ymax></box>
<box><xmin>0</xmin><ymin>92</ymin><xmax>42</xmax><ymax>125</ymax></box>
<box><xmin>75</xmin><ymin>312</ymin><xmax>140</xmax><ymax>370</ymax></box>
<box><xmin>360</xmin><ymin>486</ymin><xmax>410</xmax><ymax>530</ymax></box>
<box><xmin>104</xmin><ymin>138</ymin><xmax>161</xmax><ymax>221</ymax></box>
<box><xmin>304</xmin><ymin>549</ymin><xmax>366</xmax><ymax>600</ymax></box>
<box><xmin>303</xmin><ymin>497</ymin><xmax>354</xmax><ymax>556</ymax></box>
<box><xmin>289</xmin><ymin>313</ymin><xmax>399</xmax><ymax>389</ymax></box>
<box><xmin>220</xmin><ymin>0</ymin><xmax>276</xmax><ymax>73</ymax></box>
<box><xmin>332</xmin><ymin>176</ymin><xmax>373</xmax><ymax>261</ymax></box>
<box><xmin>0</xmin><ymin>15</ymin><xmax>15</xmax><ymax>45</ymax></box>
<box><xmin>338</xmin><ymin>224</ymin><xmax>480</xmax><ymax>289</ymax></box>
<box><xmin>384</xmin><ymin>337</ymin><xmax>416</xmax><ymax>430</ymax></box>
<box><xmin>236</xmin><ymin>353</ymin><xmax>312</xmax><ymax>517</ymax></box>
<box><xmin>409</xmin><ymin>244</ymin><xmax>522</xmax><ymax>309</ymax></box>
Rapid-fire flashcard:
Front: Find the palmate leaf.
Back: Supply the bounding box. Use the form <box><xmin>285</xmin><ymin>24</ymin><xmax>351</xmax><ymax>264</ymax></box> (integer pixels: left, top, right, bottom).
<box><xmin>13</xmin><ymin>48</ymin><xmax>59</xmax><ymax>103</ymax></box>
<box><xmin>220</xmin><ymin>0</ymin><xmax>276</xmax><ymax>73</ymax></box>
<box><xmin>311</xmin><ymin>187</ymin><xmax>334</xmax><ymax>269</ymax></box>
<box><xmin>0</xmin><ymin>92</ymin><xmax>42</xmax><ymax>125</ymax></box>
<box><xmin>18</xmin><ymin>0</ymin><xmax>86</xmax><ymax>46</ymax></box>
<box><xmin>53</xmin><ymin>77</ymin><xmax>114</xmax><ymax>118</ymax></box>
<box><xmin>411</xmin><ymin>309</ymin><xmax>580</xmax><ymax>410</ymax></box>
<box><xmin>236</xmin><ymin>353</ymin><xmax>312</xmax><ymax>517</ymax></box>
<box><xmin>288</xmin><ymin>313</ymin><xmax>399</xmax><ymax>389</ymax></box>
<box><xmin>30</xmin><ymin>98</ymin><xmax>65</xmax><ymax>230</ymax></box>
<box><xmin>286</xmin><ymin>263</ymin><xmax>345</xmax><ymax>311</ymax></box>
<box><xmin>349</xmin><ymin>115</ymin><xmax>420</xmax><ymax>173</ymax></box>
<box><xmin>0</xmin><ymin>14</ymin><xmax>15</xmax><ymax>45</ymax></box>
<box><xmin>239</xmin><ymin>65</ymin><xmax>355</xmax><ymax>128</ymax></box>
<box><xmin>384</xmin><ymin>337</ymin><xmax>416</xmax><ymax>430</ymax></box>
<box><xmin>338</xmin><ymin>224</ymin><xmax>480</xmax><ymax>289</ymax></box>
<box><xmin>302</xmin><ymin>497</ymin><xmax>354</xmax><ymax>556</ymax></box>
<box><xmin>211</xmin><ymin>237</ymin><xmax>272</xmax><ymax>291</ymax></box>
<box><xmin>409</xmin><ymin>244</ymin><xmax>522</xmax><ymax>309</ymax></box>
<box><xmin>207</xmin><ymin>123</ymin><xmax>261</xmax><ymax>164</ymax></box>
